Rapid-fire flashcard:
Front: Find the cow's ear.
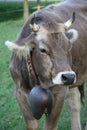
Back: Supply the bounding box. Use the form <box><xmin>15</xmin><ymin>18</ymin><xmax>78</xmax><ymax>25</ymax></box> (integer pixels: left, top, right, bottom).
<box><xmin>5</xmin><ymin>34</ymin><xmax>36</xmax><ymax>58</ymax></box>
<box><xmin>65</xmin><ymin>29</ymin><xmax>78</xmax><ymax>43</ymax></box>
<box><xmin>5</xmin><ymin>38</ymin><xmax>35</xmax><ymax>58</ymax></box>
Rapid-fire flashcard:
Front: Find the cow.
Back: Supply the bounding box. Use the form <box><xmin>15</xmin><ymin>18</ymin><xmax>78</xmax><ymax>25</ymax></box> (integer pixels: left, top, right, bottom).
<box><xmin>5</xmin><ymin>0</ymin><xmax>87</xmax><ymax>130</ymax></box>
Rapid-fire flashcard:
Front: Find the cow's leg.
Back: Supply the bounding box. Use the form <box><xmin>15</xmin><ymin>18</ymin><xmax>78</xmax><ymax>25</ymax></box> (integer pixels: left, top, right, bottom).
<box><xmin>10</xmin><ymin>58</ymin><xmax>38</xmax><ymax>130</ymax></box>
<box><xmin>43</xmin><ymin>87</ymin><xmax>68</xmax><ymax>130</ymax></box>
<box><xmin>15</xmin><ymin>87</ymin><xmax>38</xmax><ymax>130</ymax></box>
<box><xmin>67</xmin><ymin>87</ymin><xmax>81</xmax><ymax>130</ymax></box>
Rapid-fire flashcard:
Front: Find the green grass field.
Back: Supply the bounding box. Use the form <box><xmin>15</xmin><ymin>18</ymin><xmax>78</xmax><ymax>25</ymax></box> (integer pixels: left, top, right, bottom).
<box><xmin>0</xmin><ymin>1</ymin><xmax>87</xmax><ymax>130</ymax></box>
<box><xmin>0</xmin><ymin>1</ymin><xmax>59</xmax><ymax>22</ymax></box>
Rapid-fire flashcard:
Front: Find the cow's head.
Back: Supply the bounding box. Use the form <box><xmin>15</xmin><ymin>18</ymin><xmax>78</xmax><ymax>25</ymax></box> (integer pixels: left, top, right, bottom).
<box><xmin>5</xmin><ymin>11</ymin><xmax>78</xmax><ymax>89</ymax></box>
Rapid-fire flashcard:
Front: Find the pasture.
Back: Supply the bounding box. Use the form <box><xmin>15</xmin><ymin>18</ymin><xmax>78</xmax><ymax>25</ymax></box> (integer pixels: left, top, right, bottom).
<box><xmin>0</xmin><ymin>1</ymin><xmax>87</xmax><ymax>130</ymax></box>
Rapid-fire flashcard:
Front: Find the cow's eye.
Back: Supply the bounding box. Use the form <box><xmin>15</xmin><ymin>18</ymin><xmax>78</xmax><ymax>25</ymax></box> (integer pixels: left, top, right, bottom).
<box><xmin>40</xmin><ymin>48</ymin><xmax>47</xmax><ymax>54</ymax></box>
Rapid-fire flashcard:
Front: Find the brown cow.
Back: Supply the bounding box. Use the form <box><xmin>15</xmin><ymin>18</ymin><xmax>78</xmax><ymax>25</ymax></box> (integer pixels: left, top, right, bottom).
<box><xmin>5</xmin><ymin>0</ymin><xmax>87</xmax><ymax>130</ymax></box>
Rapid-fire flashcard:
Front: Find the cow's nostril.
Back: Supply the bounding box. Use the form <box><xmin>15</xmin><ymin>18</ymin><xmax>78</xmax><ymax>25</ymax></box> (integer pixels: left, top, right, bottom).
<box><xmin>62</xmin><ymin>73</ymin><xmax>75</xmax><ymax>85</ymax></box>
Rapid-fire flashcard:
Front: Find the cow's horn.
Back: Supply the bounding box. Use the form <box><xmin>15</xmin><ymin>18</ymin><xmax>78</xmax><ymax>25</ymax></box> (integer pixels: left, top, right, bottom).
<box><xmin>30</xmin><ymin>23</ymin><xmax>40</xmax><ymax>32</ymax></box>
<box><xmin>64</xmin><ymin>12</ymin><xmax>75</xmax><ymax>29</ymax></box>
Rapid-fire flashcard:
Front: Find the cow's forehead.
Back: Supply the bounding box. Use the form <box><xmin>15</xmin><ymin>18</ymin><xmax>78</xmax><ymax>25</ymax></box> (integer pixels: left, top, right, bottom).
<box><xmin>35</xmin><ymin>32</ymin><xmax>69</xmax><ymax>52</ymax></box>
<box><xmin>30</xmin><ymin>10</ymin><xmax>71</xmax><ymax>52</ymax></box>
<box><xmin>30</xmin><ymin>11</ymin><xmax>66</xmax><ymax>43</ymax></box>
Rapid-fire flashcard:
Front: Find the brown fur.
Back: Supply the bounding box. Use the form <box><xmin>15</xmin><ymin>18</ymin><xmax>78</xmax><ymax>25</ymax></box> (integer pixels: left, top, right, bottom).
<box><xmin>8</xmin><ymin>0</ymin><xmax>87</xmax><ymax>130</ymax></box>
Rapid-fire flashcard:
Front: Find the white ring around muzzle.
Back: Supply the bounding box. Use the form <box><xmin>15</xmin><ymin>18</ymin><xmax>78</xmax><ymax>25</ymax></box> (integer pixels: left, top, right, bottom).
<box><xmin>52</xmin><ymin>71</ymin><xmax>76</xmax><ymax>85</ymax></box>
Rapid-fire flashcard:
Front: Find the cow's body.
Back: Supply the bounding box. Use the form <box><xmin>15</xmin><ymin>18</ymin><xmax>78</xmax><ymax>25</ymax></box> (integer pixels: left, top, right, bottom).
<box><xmin>6</xmin><ymin>0</ymin><xmax>87</xmax><ymax>130</ymax></box>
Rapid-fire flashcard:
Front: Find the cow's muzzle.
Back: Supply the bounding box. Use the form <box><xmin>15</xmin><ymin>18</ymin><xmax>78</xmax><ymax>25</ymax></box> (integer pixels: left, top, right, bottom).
<box><xmin>52</xmin><ymin>71</ymin><xmax>76</xmax><ymax>85</ymax></box>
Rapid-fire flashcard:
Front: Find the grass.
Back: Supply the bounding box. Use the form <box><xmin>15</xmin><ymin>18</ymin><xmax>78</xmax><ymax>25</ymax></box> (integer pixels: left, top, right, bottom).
<box><xmin>0</xmin><ymin>1</ymin><xmax>87</xmax><ymax>130</ymax></box>
<box><xmin>0</xmin><ymin>19</ymin><xmax>25</xmax><ymax>130</ymax></box>
<box><xmin>0</xmin><ymin>1</ymin><xmax>59</xmax><ymax>22</ymax></box>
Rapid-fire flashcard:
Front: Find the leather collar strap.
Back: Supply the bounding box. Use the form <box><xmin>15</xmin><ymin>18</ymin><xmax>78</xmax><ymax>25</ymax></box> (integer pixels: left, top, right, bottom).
<box><xmin>26</xmin><ymin>52</ymin><xmax>40</xmax><ymax>87</ymax></box>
